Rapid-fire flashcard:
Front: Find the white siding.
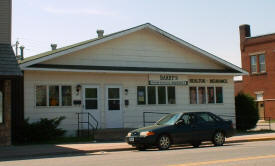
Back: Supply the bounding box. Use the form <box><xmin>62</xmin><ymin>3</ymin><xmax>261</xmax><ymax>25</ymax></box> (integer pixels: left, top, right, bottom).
<box><xmin>41</xmin><ymin>29</ymin><xmax>226</xmax><ymax>70</ymax></box>
<box><xmin>24</xmin><ymin>70</ymin><xmax>235</xmax><ymax>135</ymax></box>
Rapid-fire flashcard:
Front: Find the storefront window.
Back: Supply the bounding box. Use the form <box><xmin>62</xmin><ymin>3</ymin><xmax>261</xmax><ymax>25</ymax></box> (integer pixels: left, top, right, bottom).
<box><xmin>158</xmin><ymin>86</ymin><xmax>166</xmax><ymax>104</ymax></box>
<box><xmin>148</xmin><ymin>86</ymin><xmax>156</xmax><ymax>104</ymax></box>
<box><xmin>49</xmin><ymin>85</ymin><xmax>59</xmax><ymax>106</ymax></box>
<box><xmin>0</xmin><ymin>91</ymin><xmax>3</xmax><ymax>123</ymax></box>
<box><xmin>198</xmin><ymin>87</ymin><xmax>206</xmax><ymax>104</ymax></box>
<box><xmin>215</xmin><ymin>87</ymin><xmax>223</xmax><ymax>103</ymax></box>
<box><xmin>36</xmin><ymin>85</ymin><xmax>47</xmax><ymax>106</ymax></box>
<box><xmin>189</xmin><ymin>87</ymin><xmax>197</xmax><ymax>104</ymax></box>
<box><xmin>62</xmin><ymin>86</ymin><xmax>72</xmax><ymax>106</ymax></box>
<box><xmin>168</xmin><ymin>86</ymin><xmax>176</xmax><ymax>104</ymax></box>
<box><xmin>137</xmin><ymin>86</ymin><xmax>146</xmax><ymax>105</ymax></box>
<box><xmin>207</xmin><ymin>87</ymin><xmax>215</xmax><ymax>104</ymax></box>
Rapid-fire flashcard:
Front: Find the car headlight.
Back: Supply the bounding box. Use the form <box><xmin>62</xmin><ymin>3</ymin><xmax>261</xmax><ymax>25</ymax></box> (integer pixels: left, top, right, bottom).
<box><xmin>127</xmin><ymin>132</ymin><xmax>131</xmax><ymax>137</ymax></box>
<box><xmin>140</xmin><ymin>131</ymin><xmax>155</xmax><ymax>137</ymax></box>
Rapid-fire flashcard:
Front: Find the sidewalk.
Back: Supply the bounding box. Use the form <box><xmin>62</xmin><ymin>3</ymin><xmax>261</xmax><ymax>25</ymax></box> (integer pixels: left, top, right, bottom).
<box><xmin>1</xmin><ymin>132</ymin><xmax>275</xmax><ymax>161</ymax></box>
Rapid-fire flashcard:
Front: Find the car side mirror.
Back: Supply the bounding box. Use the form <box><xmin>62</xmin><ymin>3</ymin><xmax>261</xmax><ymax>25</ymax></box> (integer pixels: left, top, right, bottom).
<box><xmin>175</xmin><ymin>119</ymin><xmax>185</xmax><ymax>126</ymax></box>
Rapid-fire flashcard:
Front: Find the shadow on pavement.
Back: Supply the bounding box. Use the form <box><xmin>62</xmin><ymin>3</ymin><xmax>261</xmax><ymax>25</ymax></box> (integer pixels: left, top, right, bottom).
<box><xmin>0</xmin><ymin>144</ymin><xmax>97</xmax><ymax>162</ymax></box>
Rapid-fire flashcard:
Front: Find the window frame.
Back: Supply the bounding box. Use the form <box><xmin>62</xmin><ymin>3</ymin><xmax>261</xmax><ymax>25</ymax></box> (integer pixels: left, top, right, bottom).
<box><xmin>189</xmin><ymin>86</ymin><xmax>223</xmax><ymax>105</ymax></box>
<box><xmin>259</xmin><ymin>54</ymin><xmax>266</xmax><ymax>73</ymax></box>
<box><xmin>137</xmin><ymin>86</ymin><xmax>176</xmax><ymax>105</ymax></box>
<box><xmin>250</xmin><ymin>55</ymin><xmax>257</xmax><ymax>73</ymax></box>
<box><xmin>35</xmin><ymin>84</ymin><xmax>73</xmax><ymax>107</ymax></box>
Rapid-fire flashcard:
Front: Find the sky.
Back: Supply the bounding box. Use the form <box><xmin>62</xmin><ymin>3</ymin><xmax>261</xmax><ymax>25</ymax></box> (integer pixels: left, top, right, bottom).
<box><xmin>12</xmin><ymin>0</ymin><xmax>275</xmax><ymax>67</ymax></box>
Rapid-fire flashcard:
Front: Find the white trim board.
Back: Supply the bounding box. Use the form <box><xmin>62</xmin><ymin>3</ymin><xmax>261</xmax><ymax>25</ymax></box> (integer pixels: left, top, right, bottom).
<box><xmin>19</xmin><ymin>23</ymin><xmax>247</xmax><ymax>75</ymax></box>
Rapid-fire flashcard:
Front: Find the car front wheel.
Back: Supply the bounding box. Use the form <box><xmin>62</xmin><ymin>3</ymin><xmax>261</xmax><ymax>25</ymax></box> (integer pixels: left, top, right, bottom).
<box><xmin>157</xmin><ymin>135</ymin><xmax>171</xmax><ymax>150</ymax></box>
<box><xmin>212</xmin><ymin>131</ymin><xmax>225</xmax><ymax>146</ymax></box>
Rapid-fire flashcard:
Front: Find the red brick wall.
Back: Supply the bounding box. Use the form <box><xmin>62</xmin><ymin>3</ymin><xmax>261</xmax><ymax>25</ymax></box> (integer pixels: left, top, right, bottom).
<box><xmin>237</xmin><ymin>30</ymin><xmax>275</xmax><ymax>119</ymax></box>
<box><xmin>0</xmin><ymin>80</ymin><xmax>11</xmax><ymax>146</ymax></box>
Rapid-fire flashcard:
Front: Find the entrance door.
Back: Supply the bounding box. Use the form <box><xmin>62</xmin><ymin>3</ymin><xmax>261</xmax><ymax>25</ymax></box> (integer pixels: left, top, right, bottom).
<box><xmin>82</xmin><ymin>85</ymin><xmax>100</xmax><ymax>129</ymax></box>
<box><xmin>258</xmin><ymin>101</ymin><xmax>265</xmax><ymax>118</ymax></box>
<box><xmin>105</xmin><ymin>86</ymin><xmax>123</xmax><ymax>128</ymax></box>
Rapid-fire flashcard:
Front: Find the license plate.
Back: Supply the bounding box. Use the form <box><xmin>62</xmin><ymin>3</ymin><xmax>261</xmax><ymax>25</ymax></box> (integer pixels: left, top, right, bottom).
<box><xmin>129</xmin><ymin>137</ymin><xmax>134</xmax><ymax>142</ymax></box>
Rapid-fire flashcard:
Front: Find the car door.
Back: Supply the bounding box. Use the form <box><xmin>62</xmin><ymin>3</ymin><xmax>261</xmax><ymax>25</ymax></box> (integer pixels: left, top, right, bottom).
<box><xmin>171</xmin><ymin>114</ymin><xmax>193</xmax><ymax>144</ymax></box>
<box><xmin>192</xmin><ymin>113</ymin><xmax>217</xmax><ymax>141</ymax></box>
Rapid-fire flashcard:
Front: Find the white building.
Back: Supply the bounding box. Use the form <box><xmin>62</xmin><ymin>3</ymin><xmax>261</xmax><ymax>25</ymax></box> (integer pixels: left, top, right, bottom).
<box><xmin>19</xmin><ymin>23</ymin><xmax>246</xmax><ymax>135</ymax></box>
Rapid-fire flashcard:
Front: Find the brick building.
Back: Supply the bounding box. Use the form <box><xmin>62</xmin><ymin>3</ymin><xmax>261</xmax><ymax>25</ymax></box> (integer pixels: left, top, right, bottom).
<box><xmin>235</xmin><ymin>24</ymin><xmax>275</xmax><ymax>119</ymax></box>
<box><xmin>0</xmin><ymin>0</ymin><xmax>23</xmax><ymax>145</ymax></box>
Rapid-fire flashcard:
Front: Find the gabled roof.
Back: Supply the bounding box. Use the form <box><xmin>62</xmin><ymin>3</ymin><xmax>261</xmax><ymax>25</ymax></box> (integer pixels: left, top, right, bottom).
<box><xmin>19</xmin><ymin>23</ymin><xmax>247</xmax><ymax>75</ymax></box>
<box><xmin>0</xmin><ymin>44</ymin><xmax>22</xmax><ymax>76</ymax></box>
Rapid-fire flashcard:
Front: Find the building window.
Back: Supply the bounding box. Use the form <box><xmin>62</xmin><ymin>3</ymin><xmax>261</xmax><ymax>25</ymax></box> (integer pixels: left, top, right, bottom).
<box><xmin>259</xmin><ymin>54</ymin><xmax>266</xmax><ymax>72</ymax></box>
<box><xmin>189</xmin><ymin>87</ymin><xmax>197</xmax><ymax>104</ymax></box>
<box><xmin>62</xmin><ymin>86</ymin><xmax>72</xmax><ymax>106</ymax></box>
<box><xmin>49</xmin><ymin>85</ymin><xmax>59</xmax><ymax>106</ymax></box>
<box><xmin>250</xmin><ymin>55</ymin><xmax>257</xmax><ymax>73</ymax></box>
<box><xmin>36</xmin><ymin>85</ymin><xmax>73</xmax><ymax>107</ymax></box>
<box><xmin>36</xmin><ymin>85</ymin><xmax>47</xmax><ymax>106</ymax></box>
<box><xmin>207</xmin><ymin>87</ymin><xmax>215</xmax><ymax>104</ymax></box>
<box><xmin>215</xmin><ymin>87</ymin><xmax>223</xmax><ymax>103</ymax></box>
<box><xmin>137</xmin><ymin>86</ymin><xmax>176</xmax><ymax>105</ymax></box>
<box><xmin>158</xmin><ymin>86</ymin><xmax>166</xmax><ymax>104</ymax></box>
<box><xmin>198</xmin><ymin>87</ymin><xmax>206</xmax><ymax>104</ymax></box>
<box><xmin>0</xmin><ymin>91</ymin><xmax>3</xmax><ymax>123</ymax></box>
<box><xmin>168</xmin><ymin>86</ymin><xmax>176</xmax><ymax>104</ymax></box>
<box><xmin>85</xmin><ymin>88</ymin><xmax>98</xmax><ymax>109</ymax></box>
<box><xmin>190</xmin><ymin>86</ymin><xmax>223</xmax><ymax>104</ymax></box>
<box><xmin>137</xmin><ymin>86</ymin><xmax>146</xmax><ymax>105</ymax></box>
<box><xmin>148</xmin><ymin>86</ymin><xmax>156</xmax><ymax>104</ymax></box>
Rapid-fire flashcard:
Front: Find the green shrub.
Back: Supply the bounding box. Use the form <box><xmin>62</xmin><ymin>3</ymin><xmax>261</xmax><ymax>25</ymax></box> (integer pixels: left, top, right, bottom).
<box><xmin>235</xmin><ymin>92</ymin><xmax>259</xmax><ymax>131</ymax></box>
<box><xmin>15</xmin><ymin>116</ymin><xmax>66</xmax><ymax>144</ymax></box>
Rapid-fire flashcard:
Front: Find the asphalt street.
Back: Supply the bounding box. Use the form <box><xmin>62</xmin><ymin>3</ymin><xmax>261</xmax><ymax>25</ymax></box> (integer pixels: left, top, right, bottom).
<box><xmin>1</xmin><ymin>140</ymin><xmax>275</xmax><ymax>166</ymax></box>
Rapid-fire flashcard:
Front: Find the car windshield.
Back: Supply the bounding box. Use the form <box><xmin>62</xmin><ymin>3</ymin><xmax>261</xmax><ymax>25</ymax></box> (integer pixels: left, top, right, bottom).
<box><xmin>156</xmin><ymin>113</ymin><xmax>181</xmax><ymax>125</ymax></box>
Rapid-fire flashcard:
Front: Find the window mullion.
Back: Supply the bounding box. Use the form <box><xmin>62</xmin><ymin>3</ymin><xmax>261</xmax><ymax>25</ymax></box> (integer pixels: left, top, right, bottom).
<box><xmin>47</xmin><ymin>85</ymin><xmax>49</xmax><ymax>106</ymax></box>
<box><xmin>156</xmin><ymin>86</ymin><xmax>159</xmax><ymax>104</ymax></box>
<box><xmin>59</xmin><ymin>85</ymin><xmax>62</xmax><ymax>106</ymax></box>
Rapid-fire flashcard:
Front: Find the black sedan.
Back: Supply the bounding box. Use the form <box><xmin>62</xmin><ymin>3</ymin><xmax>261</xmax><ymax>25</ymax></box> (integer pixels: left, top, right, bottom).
<box><xmin>126</xmin><ymin>112</ymin><xmax>234</xmax><ymax>150</ymax></box>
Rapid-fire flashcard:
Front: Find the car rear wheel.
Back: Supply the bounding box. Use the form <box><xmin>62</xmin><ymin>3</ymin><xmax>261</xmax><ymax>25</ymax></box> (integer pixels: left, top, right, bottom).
<box><xmin>191</xmin><ymin>141</ymin><xmax>201</xmax><ymax>148</ymax></box>
<box><xmin>212</xmin><ymin>131</ymin><xmax>225</xmax><ymax>146</ymax></box>
<box><xmin>157</xmin><ymin>135</ymin><xmax>171</xmax><ymax>150</ymax></box>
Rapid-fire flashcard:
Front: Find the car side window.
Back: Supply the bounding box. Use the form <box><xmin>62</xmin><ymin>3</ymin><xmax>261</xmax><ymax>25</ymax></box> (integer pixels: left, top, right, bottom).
<box><xmin>181</xmin><ymin>114</ymin><xmax>196</xmax><ymax>125</ymax></box>
<box><xmin>197</xmin><ymin>113</ymin><xmax>215</xmax><ymax>123</ymax></box>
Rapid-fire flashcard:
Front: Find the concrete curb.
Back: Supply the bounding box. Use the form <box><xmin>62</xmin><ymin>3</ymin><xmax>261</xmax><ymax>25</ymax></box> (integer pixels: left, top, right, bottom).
<box><xmin>1</xmin><ymin>136</ymin><xmax>275</xmax><ymax>161</ymax></box>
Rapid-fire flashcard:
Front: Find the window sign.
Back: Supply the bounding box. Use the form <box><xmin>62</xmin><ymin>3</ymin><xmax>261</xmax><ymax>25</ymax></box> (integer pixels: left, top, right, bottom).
<box><xmin>36</xmin><ymin>85</ymin><xmax>47</xmax><ymax>106</ymax></box>
<box><xmin>0</xmin><ymin>91</ymin><xmax>3</xmax><ymax>123</ymax></box>
<box><xmin>207</xmin><ymin>87</ymin><xmax>215</xmax><ymax>104</ymax></box>
<box><xmin>189</xmin><ymin>87</ymin><xmax>197</xmax><ymax>104</ymax></box>
<box><xmin>137</xmin><ymin>86</ymin><xmax>146</xmax><ymax>105</ymax></box>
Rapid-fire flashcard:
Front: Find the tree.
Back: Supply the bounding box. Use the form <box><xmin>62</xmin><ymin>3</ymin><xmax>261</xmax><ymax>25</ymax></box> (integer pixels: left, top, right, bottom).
<box><xmin>235</xmin><ymin>92</ymin><xmax>259</xmax><ymax>131</ymax></box>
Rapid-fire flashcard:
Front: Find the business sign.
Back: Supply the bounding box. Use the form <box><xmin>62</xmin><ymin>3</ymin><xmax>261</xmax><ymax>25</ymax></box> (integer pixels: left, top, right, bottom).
<box><xmin>149</xmin><ymin>74</ymin><xmax>188</xmax><ymax>86</ymax></box>
<box><xmin>189</xmin><ymin>79</ymin><xmax>228</xmax><ymax>84</ymax></box>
